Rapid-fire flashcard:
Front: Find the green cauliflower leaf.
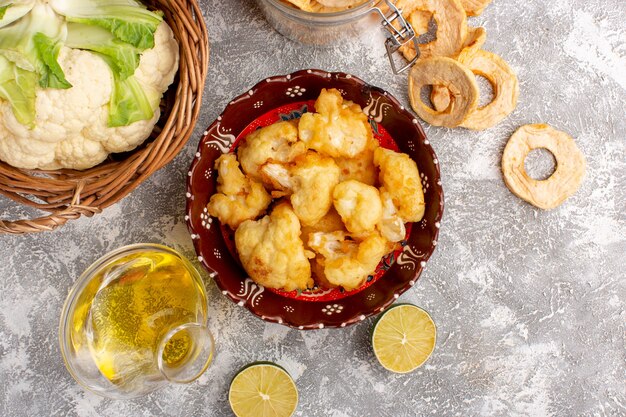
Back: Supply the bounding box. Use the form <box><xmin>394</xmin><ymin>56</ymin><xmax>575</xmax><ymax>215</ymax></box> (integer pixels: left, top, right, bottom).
<box><xmin>50</xmin><ymin>0</ymin><xmax>162</xmax><ymax>50</ymax></box>
<box><xmin>0</xmin><ymin>55</ymin><xmax>37</xmax><ymax>127</ymax></box>
<box><xmin>0</xmin><ymin>3</ymin><xmax>71</xmax><ymax>89</ymax></box>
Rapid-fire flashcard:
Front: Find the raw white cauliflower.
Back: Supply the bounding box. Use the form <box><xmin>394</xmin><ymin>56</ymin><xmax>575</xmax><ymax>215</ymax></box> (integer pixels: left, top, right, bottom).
<box><xmin>308</xmin><ymin>231</ymin><xmax>390</xmax><ymax>291</ymax></box>
<box><xmin>207</xmin><ymin>154</ymin><xmax>272</xmax><ymax>229</ymax></box>
<box><xmin>0</xmin><ymin>22</ymin><xmax>179</xmax><ymax>170</ymax></box>
<box><xmin>235</xmin><ymin>203</ymin><xmax>314</xmax><ymax>291</ymax></box>
<box><xmin>374</xmin><ymin>147</ymin><xmax>426</xmax><ymax>222</ymax></box>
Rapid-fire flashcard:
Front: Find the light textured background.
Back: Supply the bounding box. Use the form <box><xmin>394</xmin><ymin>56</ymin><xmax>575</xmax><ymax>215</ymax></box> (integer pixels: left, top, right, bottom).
<box><xmin>1</xmin><ymin>0</ymin><xmax>625</xmax><ymax>416</ymax></box>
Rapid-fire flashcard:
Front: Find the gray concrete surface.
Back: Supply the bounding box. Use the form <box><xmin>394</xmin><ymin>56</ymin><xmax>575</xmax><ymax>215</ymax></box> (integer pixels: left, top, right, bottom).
<box><xmin>1</xmin><ymin>0</ymin><xmax>625</xmax><ymax>416</ymax></box>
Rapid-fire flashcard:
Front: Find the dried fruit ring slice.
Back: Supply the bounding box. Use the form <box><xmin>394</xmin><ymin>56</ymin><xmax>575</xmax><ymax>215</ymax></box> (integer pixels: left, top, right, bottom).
<box><xmin>459</xmin><ymin>0</ymin><xmax>493</xmax><ymax>16</ymax></box>
<box><xmin>458</xmin><ymin>49</ymin><xmax>519</xmax><ymax>130</ymax></box>
<box><xmin>397</xmin><ymin>0</ymin><xmax>468</xmax><ymax>61</ymax></box>
<box><xmin>316</xmin><ymin>0</ymin><xmax>363</xmax><ymax>6</ymax></box>
<box><xmin>408</xmin><ymin>57</ymin><xmax>479</xmax><ymax>127</ymax></box>
<box><xmin>502</xmin><ymin>124</ymin><xmax>586</xmax><ymax>210</ymax></box>
<box><xmin>430</xmin><ymin>27</ymin><xmax>486</xmax><ymax>112</ymax></box>
<box><xmin>430</xmin><ymin>84</ymin><xmax>452</xmax><ymax>112</ymax></box>
<box><xmin>459</xmin><ymin>26</ymin><xmax>487</xmax><ymax>57</ymax></box>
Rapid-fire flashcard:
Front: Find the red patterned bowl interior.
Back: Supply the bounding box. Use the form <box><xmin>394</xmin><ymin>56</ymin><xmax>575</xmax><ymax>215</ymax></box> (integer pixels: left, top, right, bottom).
<box><xmin>186</xmin><ymin>69</ymin><xmax>443</xmax><ymax>329</ymax></box>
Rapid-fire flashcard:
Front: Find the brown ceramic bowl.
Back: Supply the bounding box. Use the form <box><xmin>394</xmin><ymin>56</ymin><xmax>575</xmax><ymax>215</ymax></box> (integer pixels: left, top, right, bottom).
<box><xmin>186</xmin><ymin>69</ymin><xmax>443</xmax><ymax>330</ymax></box>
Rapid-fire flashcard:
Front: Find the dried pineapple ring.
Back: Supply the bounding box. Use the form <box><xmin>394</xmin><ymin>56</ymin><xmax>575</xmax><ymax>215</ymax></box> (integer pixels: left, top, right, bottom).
<box><xmin>398</xmin><ymin>0</ymin><xmax>468</xmax><ymax>61</ymax></box>
<box><xmin>459</xmin><ymin>0</ymin><xmax>493</xmax><ymax>16</ymax></box>
<box><xmin>430</xmin><ymin>27</ymin><xmax>486</xmax><ymax>112</ymax></box>
<box><xmin>408</xmin><ymin>57</ymin><xmax>479</xmax><ymax>128</ymax></box>
<box><xmin>458</xmin><ymin>49</ymin><xmax>519</xmax><ymax>130</ymax></box>
<box><xmin>502</xmin><ymin>124</ymin><xmax>586</xmax><ymax>210</ymax></box>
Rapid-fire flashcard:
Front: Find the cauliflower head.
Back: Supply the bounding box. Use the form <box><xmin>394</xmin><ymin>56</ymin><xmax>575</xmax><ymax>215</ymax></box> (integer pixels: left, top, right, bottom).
<box><xmin>308</xmin><ymin>231</ymin><xmax>390</xmax><ymax>291</ymax></box>
<box><xmin>0</xmin><ymin>22</ymin><xmax>179</xmax><ymax>170</ymax></box>
<box><xmin>207</xmin><ymin>154</ymin><xmax>272</xmax><ymax>229</ymax></box>
<box><xmin>235</xmin><ymin>203</ymin><xmax>313</xmax><ymax>291</ymax></box>
<box><xmin>333</xmin><ymin>179</ymin><xmax>383</xmax><ymax>236</ymax></box>
<box><xmin>261</xmin><ymin>151</ymin><xmax>341</xmax><ymax>226</ymax></box>
<box><xmin>374</xmin><ymin>147</ymin><xmax>426</xmax><ymax>222</ymax></box>
<box><xmin>237</xmin><ymin>120</ymin><xmax>306</xmax><ymax>181</ymax></box>
<box><xmin>298</xmin><ymin>88</ymin><xmax>373</xmax><ymax>158</ymax></box>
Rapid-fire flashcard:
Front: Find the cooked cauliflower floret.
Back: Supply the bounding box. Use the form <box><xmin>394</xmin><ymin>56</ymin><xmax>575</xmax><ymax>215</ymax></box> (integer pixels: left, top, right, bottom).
<box><xmin>238</xmin><ymin>120</ymin><xmax>306</xmax><ymax>181</ymax></box>
<box><xmin>374</xmin><ymin>147</ymin><xmax>425</xmax><ymax>222</ymax></box>
<box><xmin>335</xmin><ymin>149</ymin><xmax>378</xmax><ymax>186</ymax></box>
<box><xmin>207</xmin><ymin>154</ymin><xmax>271</xmax><ymax>229</ymax></box>
<box><xmin>298</xmin><ymin>88</ymin><xmax>372</xmax><ymax>158</ymax></box>
<box><xmin>308</xmin><ymin>231</ymin><xmax>390</xmax><ymax>291</ymax></box>
<box><xmin>300</xmin><ymin>207</ymin><xmax>346</xmax><ymax>250</ymax></box>
<box><xmin>377</xmin><ymin>189</ymin><xmax>407</xmax><ymax>243</ymax></box>
<box><xmin>261</xmin><ymin>152</ymin><xmax>341</xmax><ymax>226</ymax></box>
<box><xmin>0</xmin><ymin>22</ymin><xmax>179</xmax><ymax>170</ymax></box>
<box><xmin>299</xmin><ymin>208</ymin><xmax>346</xmax><ymax>287</ymax></box>
<box><xmin>333</xmin><ymin>180</ymin><xmax>383</xmax><ymax>236</ymax></box>
<box><xmin>235</xmin><ymin>203</ymin><xmax>314</xmax><ymax>291</ymax></box>
<box><xmin>335</xmin><ymin>134</ymin><xmax>379</xmax><ymax>185</ymax></box>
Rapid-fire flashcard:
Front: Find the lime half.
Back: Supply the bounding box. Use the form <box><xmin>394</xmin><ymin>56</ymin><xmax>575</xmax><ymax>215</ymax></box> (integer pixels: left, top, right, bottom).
<box><xmin>372</xmin><ymin>304</ymin><xmax>436</xmax><ymax>373</ymax></box>
<box><xmin>229</xmin><ymin>362</ymin><xmax>298</xmax><ymax>417</ymax></box>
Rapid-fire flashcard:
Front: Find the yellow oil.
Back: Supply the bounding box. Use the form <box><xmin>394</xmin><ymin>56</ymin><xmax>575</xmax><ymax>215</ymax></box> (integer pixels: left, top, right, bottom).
<box><xmin>70</xmin><ymin>251</ymin><xmax>207</xmax><ymax>384</ymax></box>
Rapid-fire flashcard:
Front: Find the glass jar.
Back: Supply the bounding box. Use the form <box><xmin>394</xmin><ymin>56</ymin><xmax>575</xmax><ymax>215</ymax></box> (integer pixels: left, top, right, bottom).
<box><xmin>59</xmin><ymin>244</ymin><xmax>214</xmax><ymax>399</ymax></box>
<box><xmin>255</xmin><ymin>0</ymin><xmax>419</xmax><ymax>73</ymax></box>
<box><xmin>255</xmin><ymin>0</ymin><xmax>383</xmax><ymax>47</ymax></box>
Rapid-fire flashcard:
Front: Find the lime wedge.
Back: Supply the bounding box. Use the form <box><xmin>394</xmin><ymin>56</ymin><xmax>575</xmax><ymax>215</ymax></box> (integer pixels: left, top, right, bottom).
<box><xmin>229</xmin><ymin>362</ymin><xmax>298</xmax><ymax>417</ymax></box>
<box><xmin>372</xmin><ymin>304</ymin><xmax>436</xmax><ymax>373</ymax></box>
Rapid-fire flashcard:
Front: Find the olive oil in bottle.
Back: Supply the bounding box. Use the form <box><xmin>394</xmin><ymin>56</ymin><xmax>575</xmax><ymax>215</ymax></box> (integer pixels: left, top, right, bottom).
<box><xmin>70</xmin><ymin>250</ymin><xmax>207</xmax><ymax>385</ymax></box>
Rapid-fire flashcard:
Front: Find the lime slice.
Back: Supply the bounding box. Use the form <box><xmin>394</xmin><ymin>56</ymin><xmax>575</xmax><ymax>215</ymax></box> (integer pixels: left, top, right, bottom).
<box><xmin>372</xmin><ymin>304</ymin><xmax>436</xmax><ymax>373</ymax></box>
<box><xmin>229</xmin><ymin>362</ymin><xmax>298</xmax><ymax>417</ymax></box>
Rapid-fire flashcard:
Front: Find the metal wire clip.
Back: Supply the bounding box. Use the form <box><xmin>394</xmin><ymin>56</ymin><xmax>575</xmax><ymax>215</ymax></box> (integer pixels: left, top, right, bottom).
<box><xmin>373</xmin><ymin>0</ymin><xmax>420</xmax><ymax>74</ymax></box>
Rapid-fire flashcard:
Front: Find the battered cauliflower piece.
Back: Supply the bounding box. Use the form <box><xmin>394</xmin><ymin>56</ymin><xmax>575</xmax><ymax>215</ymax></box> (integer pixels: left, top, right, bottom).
<box><xmin>235</xmin><ymin>203</ymin><xmax>313</xmax><ymax>291</ymax></box>
<box><xmin>374</xmin><ymin>147</ymin><xmax>426</xmax><ymax>222</ymax></box>
<box><xmin>298</xmin><ymin>88</ymin><xmax>373</xmax><ymax>158</ymax></box>
<box><xmin>300</xmin><ymin>207</ymin><xmax>346</xmax><ymax>250</ymax></box>
<box><xmin>377</xmin><ymin>189</ymin><xmax>407</xmax><ymax>243</ymax></box>
<box><xmin>0</xmin><ymin>22</ymin><xmax>179</xmax><ymax>170</ymax></box>
<box><xmin>308</xmin><ymin>231</ymin><xmax>390</xmax><ymax>291</ymax></box>
<box><xmin>207</xmin><ymin>154</ymin><xmax>271</xmax><ymax>229</ymax></box>
<box><xmin>261</xmin><ymin>152</ymin><xmax>341</xmax><ymax>226</ymax></box>
<box><xmin>299</xmin><ymin>208</ymin><xmax>346</xmax><ymax>288</ymax></box>
<box><xmin>335</xmin><ymin>135</ymin><xmax>379</xmax><ymax>186</ymax></box>
<box><xmin>237</xmin><ymin>120</ymin><xmax>306</xmax><ymax>181</ymax></box>
<box><xmin>333</xmin><ymin>180</ymin><xmax>383</xmax><ymax>236</ymax></box>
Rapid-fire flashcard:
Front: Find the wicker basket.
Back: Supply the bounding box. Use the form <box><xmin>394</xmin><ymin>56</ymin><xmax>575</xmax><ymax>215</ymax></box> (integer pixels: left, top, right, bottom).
<box><xmin>0</xmin><ymin>0</ymin><xmax>209</xmax><ymax>235</ymax></box>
